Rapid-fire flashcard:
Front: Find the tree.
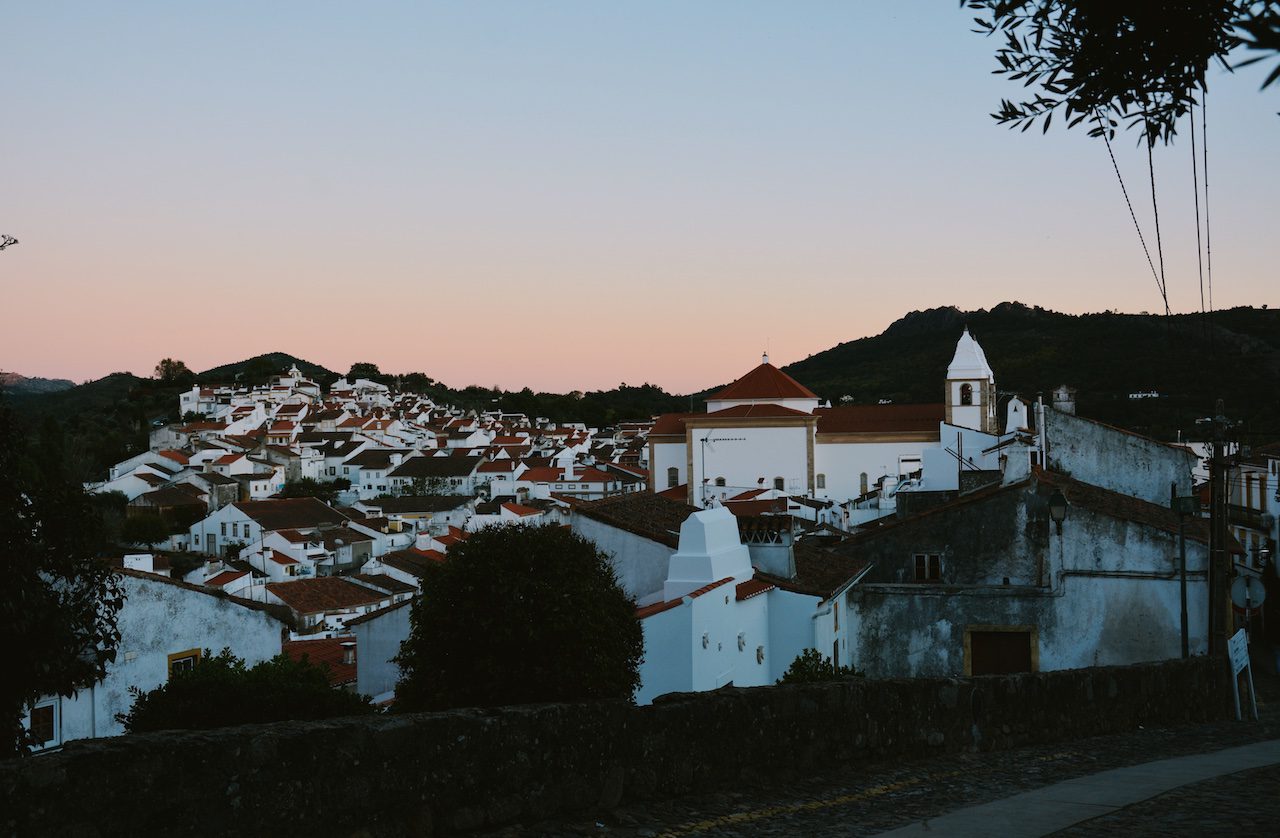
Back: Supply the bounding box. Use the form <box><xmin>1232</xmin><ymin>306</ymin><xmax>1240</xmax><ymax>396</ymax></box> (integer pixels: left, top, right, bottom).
<box><xmin>777</xmin><ymin>649</ymin><xmax>859</xmax><ymax>684</ymax></box>
<box><xmin>966</xmin><ymin>0</ymin><xmax>1280</xmax><ymax>144</ymax></box>
<box><xmin>117</xmin><ymin>649</ymin><xmax>374</xmax><ymax>733</ymax></box>
<box><xmin>280</xmin><ymin>477</ymin><xmax>350</xmax><ymax>503</ymax></box>
<box><xmin>394</xmin><ymin>525</ymin><xmax>643</xmax><ymax>711</ymax></box>
<box><xmin>153</xmin><ymin>358</ymin><xmax>194</xmax><ymax>386</ymax></box>
<box><xmin>120</xmin><ymin>514</ymin><xmax>173</xmax><ymax>550</ymax></box>
<box><xmin>1</xmin><ymin>397</ymin><xmax>124</xmax><ymax>756</ymax></box>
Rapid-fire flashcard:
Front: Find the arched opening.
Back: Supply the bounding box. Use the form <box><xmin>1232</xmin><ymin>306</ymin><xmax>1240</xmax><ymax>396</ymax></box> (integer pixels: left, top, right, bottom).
<box><xmin>714</xmin><ymin>477</ymin><xmax>726</xmax><ymax>487</ymax></box>
<box><xmin>860</xmin><ymin>472</ymin><xmax>869</xmax><ymax>495</ymax></box>
<box><xmin>960</xmin><ymin>383</ymin><xmax>974</xmax><ymax>406</ymax></box>
<box><xmin>816</xmin><ymin>473</ymin><xmax>826</xmax><ymax>490</ymax></box>
<box><xmin>773</xmin><ymin>476</ymin><xmax>785</xmax><ymax>491</ymax></box>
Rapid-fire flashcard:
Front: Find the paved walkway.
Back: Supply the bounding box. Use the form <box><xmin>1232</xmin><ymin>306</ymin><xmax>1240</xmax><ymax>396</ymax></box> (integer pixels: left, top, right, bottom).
<box><xmin>878</xmin><ymin>738</ymin><xmax>1280</xmax><ymax>837</ymax></box>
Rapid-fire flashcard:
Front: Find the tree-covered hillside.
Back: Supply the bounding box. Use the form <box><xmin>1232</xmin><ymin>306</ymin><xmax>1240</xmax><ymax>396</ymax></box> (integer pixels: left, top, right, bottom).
<box><xmin>781</xmin><ymin>302</ymin><xmax>1280</xmax><ymax>443</ymax></box>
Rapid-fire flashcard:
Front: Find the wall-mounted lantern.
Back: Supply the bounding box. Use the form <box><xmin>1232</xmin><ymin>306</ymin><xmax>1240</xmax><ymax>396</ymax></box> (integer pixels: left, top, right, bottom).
<box><xmin>1048</xmin><ymin>489</ymin><xmax>1068</xmax><ymax>534</ymax></box>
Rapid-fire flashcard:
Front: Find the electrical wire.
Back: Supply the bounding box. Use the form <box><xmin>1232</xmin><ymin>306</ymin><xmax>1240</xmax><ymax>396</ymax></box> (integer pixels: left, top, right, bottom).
<box><xmin>1189</xmin><ymin>97</ymin><xmax>1207</xmax><ymax>340</ymax></box>
<box><xmin>1146</xmin><ymin>139</ymin><xmax>1172</xmax><ymax>317</ymax></box>
<box><xmin>1096</xmin><ymin>111</ymin><xmax>1165</xmax><ymax>308</ymax></box>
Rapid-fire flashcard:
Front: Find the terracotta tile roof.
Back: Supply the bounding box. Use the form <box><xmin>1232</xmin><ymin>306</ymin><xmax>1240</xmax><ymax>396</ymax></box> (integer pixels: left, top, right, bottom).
<box><xmin>656</xmin><ymin>483</ymin><xmax>689</xmax><ymax>501</ymax></box>
<box><xmin>709</xmin><ymin>362</ymin><xmax>818</xmax><ymax>402</ymax></box>
<box><xmin>388</xmin><ymin>456</ymin><xmax>483</xmax><ymax>479</ymax></box>
<box><xmin>574</xmin><ymin>492</ymin><xmax>696</xmax><ymax>549</ymax></box>
<box><xmin>232</xmin><ymin>497</ymin><xmax>349</xmax><ymax>531</ymax></box>
<box><xmin>266</xmin><ymin>577</ymin><xmax>389</xmax><ymax>615</ymax></box>
<box><xmin>381</xmin><ymin>549</ymin><xmax>443</xmax><ymax>579</ymax></box>
<box><xmin>724</xmin><ymin>498</ymin><xmax>789</xmax><ymax>516</ymax></box>
<box><xmin>501</xmin><ymin>502</ymin><xmax>543</xmax><ymax>517</ymax></box>
<box><xmin>268</xmin><ymin>550</ymin><xmax>299</xmax><ymax>566</ymax></box>
<box><xmin>157</xmin><ymin>449</ymin><xmax>190</xmax><ymax>465</ymax></box>
<box><xmin>702</xmin><ymin>403</ymin><xmax>813</xmax><ymax>420</ymax></box>
<box><xmin>352</xmin><ymin>573</ymin><xmax>417</xmax><ymax>596</ymax></box>
<box><xmin>283</xmin><ymin>636</ymin><xmax>356</xmax><ymax>686</ymax></box>
<box><xmin>205</xmin><ymin>570</ymin><xmax>249</xmax><ymax>587</ymax></box>
<box><xmin>735</xmin><ymin>578</ymin><xmax>776</xmax><ymax>601</ymax></box>
<box><xmin>650</xmin><ymin>413</ymin><xmax>697</xmax><ymax>437</ymax></box>
<box><xmin>635</xmin><ymin>577</ymin><xmax>735</xmax><ymax>619</ymax></box>
<box><xmin>813</xmin><ymin>404</ymin><xmax>945</xmax><ymax>434</ymax></box>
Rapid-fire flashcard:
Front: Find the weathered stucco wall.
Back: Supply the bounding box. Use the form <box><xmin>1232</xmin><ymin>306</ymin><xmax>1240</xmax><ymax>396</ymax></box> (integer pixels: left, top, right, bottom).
<box><xmin>1</xmin><ymin>658</ymin><xmax>1227</xmax><ymax>837</ymax></box>
<box><xmin>1044</xmin><ymin>408</ymin><xmax>1195</xmax><ymax>504</ymax></box>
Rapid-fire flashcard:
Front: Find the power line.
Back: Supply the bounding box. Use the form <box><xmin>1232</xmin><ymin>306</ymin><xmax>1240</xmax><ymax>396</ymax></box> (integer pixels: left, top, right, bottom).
<box><xmin>1096</xmin><ymin>112</ymin><xmax>1165</xmax><ymax>307</ymax></box>
<box><xmin>1146</xmin><ymin>139</ymin><xmax>1171</xmax><ymax>317</ymax></box>
<box><xmin>1189</xmin><ymin>97</ymin><xmax>1207</xmax><ymax>340</ymax></box>
<box><xmin>1202</xmin><ymin>91</ymin><xmax>1216</xmax><ymax>359</ymax></box>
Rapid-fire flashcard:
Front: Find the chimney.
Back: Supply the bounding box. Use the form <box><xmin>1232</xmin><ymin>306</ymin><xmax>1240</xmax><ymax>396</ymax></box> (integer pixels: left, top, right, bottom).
<box><xmin>1052</xmin><ymin>385</ymin><xmax>1077</xmax><ymax>416</ymax></box>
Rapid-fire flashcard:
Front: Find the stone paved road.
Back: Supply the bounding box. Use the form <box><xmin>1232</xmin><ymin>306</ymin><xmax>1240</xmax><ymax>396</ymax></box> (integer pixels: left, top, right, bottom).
<box><xmin>1050</xmin><ymin>762</ymin><xmax>1280</xmax><ymax>836</ymax></box>
<box><xmin>479</xmin><ymin>695</ymin><xmax>1280</xmax><ymax>837</ymax></box>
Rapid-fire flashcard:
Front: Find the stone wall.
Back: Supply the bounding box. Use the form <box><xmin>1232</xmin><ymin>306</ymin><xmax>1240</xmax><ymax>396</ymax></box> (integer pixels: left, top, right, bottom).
<box><xmin>1</xmin><ymin>657</ymin><xmax>1228</xmax><ymax>837</ymax></box>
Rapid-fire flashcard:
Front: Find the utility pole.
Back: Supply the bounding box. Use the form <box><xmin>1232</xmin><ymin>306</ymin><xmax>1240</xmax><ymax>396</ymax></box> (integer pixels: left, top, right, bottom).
<box><xmin>1205</xmin><ymin>399</ymin><xmax>1234</xmax><ymax>658</ymax></box>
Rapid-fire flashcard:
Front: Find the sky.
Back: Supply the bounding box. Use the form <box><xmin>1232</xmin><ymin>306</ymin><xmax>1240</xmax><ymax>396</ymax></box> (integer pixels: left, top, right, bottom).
<box><xmin>2</xmin><ymin>1</ymin><xmax>1277</xmax><ymax>394</ymax></box>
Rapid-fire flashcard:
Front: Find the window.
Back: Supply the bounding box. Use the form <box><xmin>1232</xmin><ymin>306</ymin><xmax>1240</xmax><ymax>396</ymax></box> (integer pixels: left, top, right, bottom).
<box><xmin>667</xmin><ymin>467</ymin><xmax>679</xmax><ymax>489</ymax></box>
<box><xmin>960</xmin><ymin>383</ymin><xmax>973</xmax><ymax>406</ymax></box>
<box><xmin>816</xmin><ymin>473</ymin><xmax>826</xmax><ymax>490</ymax></box>
<box><xmin>167</xmin><ymin>648</ymin><xmax>202</xmax><ymax>678</ymax></box>
<box><xmin>715</xmin><ymin>477</ymin><xmax>726</xmax><ymax>487</ymax></box>
<box><xmin>220</xmin><ymin>523</ymin><xmax>227</xmax><ymax>537</ymax></box>
<box><xmin>28</xmin><ymin>702</ymin><xmax>57</xmax><ymax>750</ymax></box>
<box><xmin>860</xmin><ymin>472</ymin><xmax>869</xmax><ymax>495</ymax></box>
<box><xmin>913</xmin><ymin>553</ymin><xmax>941</xmax><ymax>582</ymax></box>
<box><xmin>773</xmin><ymin>477</ymin><xmax>785</xmax><ymax>491</ymax></box>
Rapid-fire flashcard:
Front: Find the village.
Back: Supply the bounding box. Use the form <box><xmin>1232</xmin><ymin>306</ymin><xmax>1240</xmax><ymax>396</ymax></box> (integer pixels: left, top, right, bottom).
<box><xmin>19</xmin><ymin>330</ymin><xmax>1279</xmax><ymax>751</ymax></box>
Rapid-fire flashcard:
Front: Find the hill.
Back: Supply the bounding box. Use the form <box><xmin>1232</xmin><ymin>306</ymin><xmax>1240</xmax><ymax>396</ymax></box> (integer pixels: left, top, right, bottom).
<box><xmin>778</xmin><ymin>302</ymin><xmax>1280</xmax><ymax>443</ymax></box>
<box><xmin>198</xmin><ymin>352</ymin><xmax>336</xmax><ymax>385</ymax></box>
<box><xmin>0</xmin><ymin>371</ymin><xmax>75</xmax><ymax>394</ymax></box>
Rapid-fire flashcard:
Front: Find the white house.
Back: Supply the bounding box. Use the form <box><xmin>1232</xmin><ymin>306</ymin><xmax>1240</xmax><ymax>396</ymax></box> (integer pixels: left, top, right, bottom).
<box><xmin>20</xmin><ymin>570</ymin><xmax>288</xmax><ymax>751</ymax></box>
<box><xmin>634</xmin><ymin>508</ymin><xmax>821</xmax><ymax>704</ymax></box>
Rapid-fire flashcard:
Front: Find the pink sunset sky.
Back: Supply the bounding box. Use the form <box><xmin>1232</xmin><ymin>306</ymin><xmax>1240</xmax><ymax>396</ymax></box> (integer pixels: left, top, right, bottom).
<box><xmin>2</xmin><ymin>3</ymin><xmax>1276</xmax><ymax>394</ymax></box>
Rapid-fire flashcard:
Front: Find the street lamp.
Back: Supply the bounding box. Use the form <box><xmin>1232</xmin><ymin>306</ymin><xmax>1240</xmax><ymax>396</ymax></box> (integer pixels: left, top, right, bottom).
<box><xmin>1048</xmin><ymin>489</ymin><xmax>1068</xmax><ymax>534</ymax></box>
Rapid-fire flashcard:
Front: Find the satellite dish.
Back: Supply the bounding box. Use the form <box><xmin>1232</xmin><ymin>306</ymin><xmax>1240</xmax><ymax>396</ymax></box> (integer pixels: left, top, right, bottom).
<box><xmin>1231</xmin><ymin>575</ymin><xmax>1267</xmax><ymax>611</ymax></box>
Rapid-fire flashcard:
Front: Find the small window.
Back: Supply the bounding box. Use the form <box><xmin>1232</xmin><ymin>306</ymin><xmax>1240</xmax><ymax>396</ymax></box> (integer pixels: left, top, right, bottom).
<box><xmin>960</xmin><ymin>383</ymin><xmax>973</xmax><ymax>406</ymax></box>
<box><xmin>167</xmin><ymin>648</ymin><xmax>202</xmax><ymax>678</ymax></box>
<box><xmin>816</xmin><ymin>473</ymin><xmax>826</xmax><ymax>490</ymax></box>
<box><xmin>860</xmin><ymin>472</ymin><xmax>869</xmax><ymax>495</ymax></box>
<box><xmin>28</xmin><ymin>703</ymin><xmax>57</xmax><ymax>748</ymax></box>
<box><xmin>220</xmin><ymin>523</ymin><xmax>227</xmax><ymax>537</ymax></box>
<box><xmin>913</xmin><ymin>553</ymin><xmax>941</xmax><ymax>582</ymax></box>
<box><xmin>667</xmin><ymin>467</ymin><xmax>679</xmax><ymax>489</ymax></box>
<box><xmin>715</xmin><ymin>477</ymin><xmax>726</xmax><ymax>487</ymax></box>
<box><xmin>773</xmin><ymin>477</ymin><xmax>785</xmax><ymax>491</ymax></box>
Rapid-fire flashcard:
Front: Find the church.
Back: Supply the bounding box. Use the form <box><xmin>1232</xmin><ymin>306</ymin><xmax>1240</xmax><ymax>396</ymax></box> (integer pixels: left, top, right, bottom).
<box><xmin>648</xmin><ymin>329</ymin><xmax>1003</xmax><ymax>510</ymax></box>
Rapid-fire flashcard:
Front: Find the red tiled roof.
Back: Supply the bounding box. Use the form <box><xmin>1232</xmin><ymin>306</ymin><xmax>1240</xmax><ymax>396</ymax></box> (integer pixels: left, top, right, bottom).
<box><xmin>635</xmin><ymin>577</ymin><xmax>735</xmax><ymax>620</ymax></box>
<box><xmin>736</xmin><ymin>578</ymin><xmax>776</xmax><ymax>601</ymax></box>
<box><xmin>650</xmin><ymin>413</ymin><xmax>697</xmax><ymax>437</ymax></box>
<box><xmin>709</xmin><ymin>363</ymin><xmax>818</xmax><ymax>402</ymax></box>
<box><xmin>724</xmin><ymin>498</ymin><xmax>789</xmax><ymax>516</ymax></box>
<box><xmin>501</xmin><ymin>502</ymin><xmax>542</xmax><ymax>517</ymax></box>
<box><xmin>701</xmin><ymin>403</ymin><xmax>812</xmax><ymax>420</ymax></box>
<box><xmin>269</xmin><ymin>550</ymin><xmax>299</xmax><ymax>566</ymax></box>
<box><xmin>283</xmin><ymin>636</ymin><xmax>356</xmax><ymax>686</ymax></box>
<box><xmin>157</xmin><ymin>449</ymin><xmax>190</xmax><ymax>465</ymax></box>
<box><xmin>814</xmin><ymin>403</ymin><xmax>945</xmax><ymax>434</ymax></box>
<box><xmin>266</xmin><ymin>578</ymin><xmax>389</xmax><ymax>615</ymax></box>
<box><xmin>656</xmin><ymin>483</ymin><xmax>688</xmax><ymax>501</ymax></box>
<box><xmin>205</xmin><ymin>570</ymin><xmax>248</xmax><ymax>587</ymax></box>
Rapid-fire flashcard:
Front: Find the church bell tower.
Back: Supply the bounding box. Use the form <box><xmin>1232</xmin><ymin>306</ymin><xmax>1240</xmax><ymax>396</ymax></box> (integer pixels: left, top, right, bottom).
<box><xmin>945</xmin><ymin>327</ymin><xmax>997</xmax><ymax>434</ymax></box>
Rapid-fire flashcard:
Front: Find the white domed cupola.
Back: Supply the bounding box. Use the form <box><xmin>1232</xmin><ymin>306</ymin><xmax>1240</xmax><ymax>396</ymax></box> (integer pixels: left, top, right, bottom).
<box><xmin>946</xmin><ymin>327</ymin><xmax>997</xmax><ymax>433</ymax></box>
